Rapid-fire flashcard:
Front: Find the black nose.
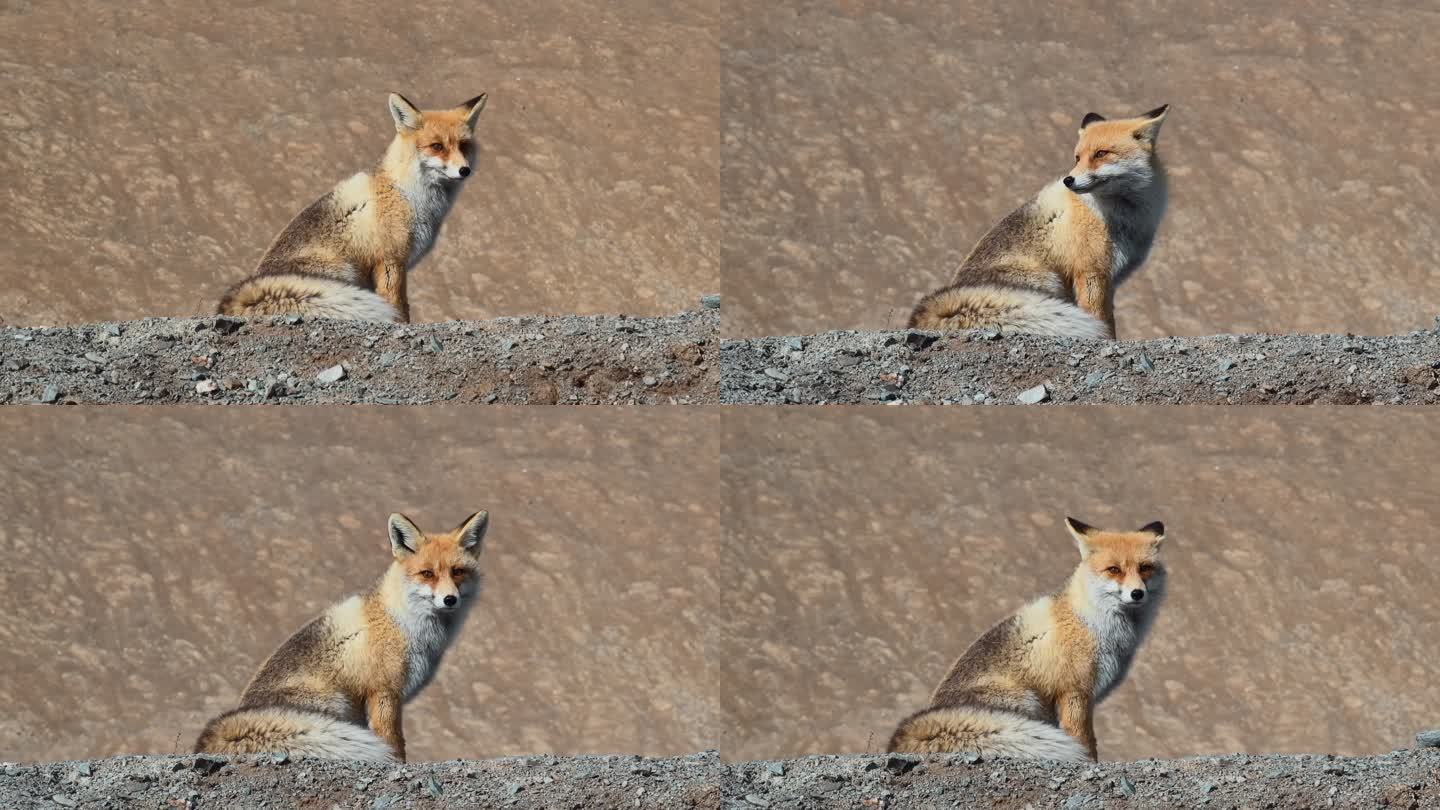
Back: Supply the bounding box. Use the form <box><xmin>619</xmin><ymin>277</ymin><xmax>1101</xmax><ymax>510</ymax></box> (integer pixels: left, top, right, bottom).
<box><xmin>1130</xmin><ymin>589</ymin><xmax>1145</xmax><ymax>601</ymax></box>
<box><xmin>1063</xmin><ymin>176</ymin><xmax>1075</xmax><ymax>188</ymax></box>
<box><xmin>444</xmin><ymin>595</ymin><xmax>457</xmax><ymax>607</ymax></box>
<box><xmin>458</xmin><ymin>166</ymin><xmax>471</xmax><ymax>178</ymax></box>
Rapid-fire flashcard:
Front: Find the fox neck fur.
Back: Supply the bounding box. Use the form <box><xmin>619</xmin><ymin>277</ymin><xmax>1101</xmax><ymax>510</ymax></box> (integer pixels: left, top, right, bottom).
<box><xmin>376</xmin><ymin>138</ymin><xmax>465</xmax><ymax>269</ymax></box>
<box><xmin>1064</xmin><ymin>158</ymin><xmax>1168</xmax><ymax>286</ymax></box>
<box><xmin>1061</xmin><ymin>560</ymin><xmax>1165</xmax><ymax>703</ymax></box>
<box><xmin>373</xmin><ymin>563</ymin><xmax>474</xmax><ymax>701</ymax></box>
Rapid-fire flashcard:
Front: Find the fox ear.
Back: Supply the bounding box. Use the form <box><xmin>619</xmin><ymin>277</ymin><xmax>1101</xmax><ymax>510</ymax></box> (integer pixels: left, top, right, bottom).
<box><xmin>456</xmin><ymin>510</ymin><xmax>489</xmax><ymax>552</ymax></box>
<box><xmin>1064</xmin><ymin>516</ymin><xmax>1097</xmax><ymax>556</ymax></box>
<box><xmin>388</xmin><ymin>93</ymin><xmax>423</xmax><ymax>131</ymax></box>
<box><xmin>388</xmin><ymin>513</ymin><xmax>423</xmax><ymax>557</ymax></box>
<box><xmin>1133</xmin><ymin>104</ymin><xmax>1169</xmax><ymax>142</ymax></box>
<box><xmin>1079</xmin><ymin>112</ymin><xmax>1106</xmax><ymax>132</ymax></box>
<box><xmin>459</xmin><ymin>93</ymin><xmax>488</xmax><ymax>129</ymax></box>
<box><xmin>1138</xmin><ymin>520</ymin><xmax>1166</xmax><ymax>549</ymax></box>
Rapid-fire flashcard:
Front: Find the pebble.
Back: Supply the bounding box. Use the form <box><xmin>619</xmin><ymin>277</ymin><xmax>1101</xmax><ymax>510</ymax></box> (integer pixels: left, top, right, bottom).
<box><xmin>1064</xmin><ymin>794</ymin><xmax>1090</xmax><ymax>809</ymax></box>
<box><xmin>642</xmin><ymin>375</ymin><xmax>658</xmax><ymax>387</ymax></box>
<box><xmin>316</xmin><ymin>365</ymin><xmax>346</xmax><ymax>384</ymax></box>
<box><xmin>763</xmin><ymin>368</ymin><xmax>789</xmax><ymax>381</ymax></box>
<box><xmin>1016</xmin><ymin>383</ymin><xmax>1049</xmax><ymax>404</ymax></box>
<box><xmin>766</xmin><ymin>763</ymin><xmax>785</xmax><ymax>777</ymax></box>
<box><xmin>195</xmin><ymin>379</ymin><xmax>219</xmax><ymax>395</ymax></box>
<box><xmin>51</xmin><ymin>796</ymin><xmax>77</xmax><ymax>808</ymax></box>
<box><xmin>1136</xmin><ymin>352</ymin><xmax>1155</xmax><ymax>372</ymax></box>
<box><xmin>426</xmin><ymin>335</ymin><xmax>444</xmax><ymax>354</ymax></box>
<box><xmin>700</xmin><ymin>293</ymin><xmax>721</xmax><ymax>309</ymax></box>
<box><xmin>421</xmin><ymin>776</ymin><xmax>443</xmax><ymax>798</ymax></box>
<box><xmin>1218</xmin><ymin>358</ymin><xmax>1236</xmax><ymax>371</ymax></box>
<box><xmin>1416</xmin><ymin>729</ymin><xmax>1440</xmax><ymax>748</ymax></box>
<box><xmin>40</xmin><ymin>384</ymin><xmax>59</xmax><ymax>403</ymax></box>
<box><xmin>506</xmin><ymin>782</ymin><xmax>523</xmax><ymax>796</ymax></box>
<box><xmin>1117</xmin><ymin>776</ymin><xmax>1137</xmax><ymax>796</ymax></box>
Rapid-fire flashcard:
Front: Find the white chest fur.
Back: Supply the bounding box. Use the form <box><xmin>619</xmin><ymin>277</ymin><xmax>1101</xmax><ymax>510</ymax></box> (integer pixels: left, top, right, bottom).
<box><xmin>399</xmin><ymin>181</ymin><xmax>456</xmax><ymax>269</ymax></box>
<box><xmin>388</xmin><ymin>606</ymin><xmax>453</xmax><ymax>701</ymax></box>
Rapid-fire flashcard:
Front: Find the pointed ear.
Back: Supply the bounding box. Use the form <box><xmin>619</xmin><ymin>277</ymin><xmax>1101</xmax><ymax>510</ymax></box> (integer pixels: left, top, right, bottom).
<box><xmin>1133</xmin><ymin>104</ymin><xmax>1169</xmax><ymax>142</ymax></box>
<box><xmin>1079</xmin><ymin>112</ymin><xmax>1106</xmax><ymax>133</ymax></box>
<box><xmin>456</xmin><ymin>510</ymin><xmax>489</xmax><ymax>552</ymax></box>
<box><xmin>459</xmin><ymin>93</ymin><xmax>488</xmax><ymax>129</ymax></box>
<box><xmin>1138</xmin><ymin>520</ymin><xmax>1166</xmax><ymax>550</ymax></box>
<box><xmin>388</xmin><ymin>93</ymin><xmax>423</xmax><ymax>131</ymax></box>
<box><xmin>388</xmin><ymin>513</ymin><xmax>423</xmax><ymax>557</ymax></box>
<box><xmin>1064</xmin><ymin>516</ymin><xmax>1097</xmax><ymax>556</ymax></box>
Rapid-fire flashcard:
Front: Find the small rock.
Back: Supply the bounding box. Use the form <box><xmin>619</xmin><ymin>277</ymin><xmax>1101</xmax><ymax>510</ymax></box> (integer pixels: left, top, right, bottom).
<box><xmin>40</xmin><ymin>384</ymin><xmax>59</xmax><ymax>404</ymax></box>
<box><xmin>962</xmin><ymin>751</ymin><xmax>983</xmax><ymax>765</ymax></box>
<box><xmin>1322</xmin><ymin>763</ymin><xmax>1345</xmax><ymax>775</ymax></box>
<box><xmin>191</xmin><ymin>755</ymin><xmax>225</xmax><ymax>775</ymax></box>
<box><xmin>744</xmin><ymin>794</ymin><xmax>770</xmax><ymax>807</ymax></box>
<box><xmin>885</xmin><ymin>754</ymin><xmax>919</xmax><ymax>776</ymax></box>
<box><xmin>700</xmin><ymin>293</ymin><xmax>721</xmax><ymax>309</ymax></box>
<box><xmin>378</xmin><ymin>351</ymin><xmax>399</xmax><ymax>368</ymax></box>
<box><xmin>270</xmin><ymin>751</ymin><xmax>290</xmax><ymax>765</ymax></box>
<box><xmin>642</xmin><ymin>376</ymin><xmax>658</xmax><ymax>387</ymax></box>
<box><xmin>195</xmin><ymin>379</ymin><xmax>219</xmax><ymax>395</ymax></box>
<box><xmin>51</xmin><ymin>796</ymin><xmax>78</xmax><ymax>808</ymax></box>
<box><xmin>981</xmin><ymin>327</ymin><xmax>1002</xmax><ymax>340</ymax></box>
<box><xmin>1416</xmin><ymin>729</ymin><xmax>1440</xmax><ymax>748</ymax></box>
<box><xmin>102</xmin><ymin>324</ymin><xmax>122</xmax><ymax>337</ymax></box>
<box><xmin>316</xmin><ymin>365</ymin><xmax>346</xmax><ymax>384</ymax></box>
<box><xmin>421</xmin><ymin>776</ymin><xmax>443</xmax><ymax>798</ymax></box>
<box><xmin>284</xmin><ymin>314</ymin><xmax>303</xmax><ymax>325</ymax></box>
<box><xmin>1136</xmin><ymin>352</ymin><xmax>1155</xmax><ymax>372</ymax></box>
<box><xmin>84</xmin><ymin>352</ymin><xmax>106</xmax><ymax>364</ymax></box>
<box><xmin>73</xmin><ymin>762</ymin><xmax>92</xmax><ymax>777</ymax></box>
<box><xmin>1016</xmin><ymin>383</ymin><xmax>1049</xmax><ymax>404</ymax></box>
<box><xmin>1084</xmin><ymin>370</ymin><xmax>1110</xmax><ymax>388</ymax></box>
<box><xmin>506</xmin><ymin>782</ymin><xmax>523</xmax><ymax>796</ymax></box>
<box><xmin>903</xmin><ymin>331</ymin><xmax>937</xmax><ymax>351</ymax></box>
<box><xmin>1218</xmin><ymin>358</ymin><xmax>1236</xmax><ymax>371</ymax></box>
<box><xmin>1064</xmin><ymin>794</ymin><xmax>1090</xmax><ymax>809</ymax></box>
<box><xmin>426</xmin><ymin>335</ymin><xmax>444</xmax><ymax>354</ymax></box>
<box><xmin>371</xmin><ymin>796</ymin><xmax>396</xmax><ymax>810</ymax></box>
<box><xmin>1199</xmin><ymin>781</ymin><xmax>1217</xmax><ymax>793</ymax></box>
<box><xmin>213</xmin><ymin>316</ymin><xmax>244</xmax><ymax>335</ymax></box>
<box><xmin>763</xmin><ymin>368</ymin><xmax>789</xmax><ymax>381</ymax></box>
<box><xmin>766</xmin><ymin>762</ymin><xmax>785</xmax><ymax>777</ymax></box>
<box><xmin>484</xmin><ymin>393</ymin><xmax>498</xmax><ymax>403</ymax></box>
<box><xmin>1116</xmin><ymin>776</ymin><xmax>1136</xmax><ymax>797</ymax></box>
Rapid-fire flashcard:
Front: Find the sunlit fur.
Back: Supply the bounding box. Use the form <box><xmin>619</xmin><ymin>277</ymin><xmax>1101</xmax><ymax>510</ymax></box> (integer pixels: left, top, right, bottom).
<box><xmin>909</xmin><ymin>105</ymin><xmax>1170</xmax><ymax>340</ymax></box>
<box><xmin>217</xmin><ymin>92</ymin><xmax>488</xmax><ymax>322</ymax></box>
<box><xmin>195</xmin><ymin>511</ymin><xmax>489</xmax><ymax>762</ymax></box>
<box><xmin>889</xmin><ymin>517</ymin><xmax>1167</xmax><ymax>762</ymax></box>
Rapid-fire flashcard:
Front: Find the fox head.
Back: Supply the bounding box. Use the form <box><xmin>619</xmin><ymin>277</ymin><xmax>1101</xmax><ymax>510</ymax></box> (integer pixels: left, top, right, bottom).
<box><xmin>387</xmin><ymin>92</ymin><xmax>489</xmax><ymax>183</ymax></box>
<box><xmin>1065</xmin><ymin>517</ymin><xmax>1167</xmax><ymax>611</ymax></box>
<box><xmin>1064</xmin><ymin>104</ymin><xmax>1169</xmax><ymax>196</ymax></box>
<box><xmin>388</xmin><ymin>511</ymin><xmax>488</xmax><ymax>613</ymax></box>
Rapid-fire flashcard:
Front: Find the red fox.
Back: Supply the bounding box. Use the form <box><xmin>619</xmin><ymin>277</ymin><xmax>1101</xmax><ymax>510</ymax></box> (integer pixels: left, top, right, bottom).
<box><xmin>217</xmin><ymin>93</ymin><xmax>489</xmax><ymax>323</ymax></box>
<box><xmin>909</xmin><ymin>105</ymin><xmax>1170</xmax><ymax>340</ymax></box>
<box><xmin>195</xmin><ymin>511</ymin><xmax>489</xmax><ymax>762</ymax></box>
<box><xmin>888</xmin><ymin>517</ymin><xmax>1168</xmax><ymax>761</ymax></box>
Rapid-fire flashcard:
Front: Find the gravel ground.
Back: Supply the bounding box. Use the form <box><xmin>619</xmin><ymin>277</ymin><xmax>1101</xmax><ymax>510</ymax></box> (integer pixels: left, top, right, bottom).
<box><xmin>0</xmin><ymin>303</ymin><xmax>718</xmax><ymax>405</ymax></box>
<box><xmin>721</xmin><ymin>326</ymin><xmax>1440</xmax><ymax>405</ymax></box>
<box><xmin>3</xmin><ymin>742</ymin><xmax>1438</xmax><ymax>809</ymax></box>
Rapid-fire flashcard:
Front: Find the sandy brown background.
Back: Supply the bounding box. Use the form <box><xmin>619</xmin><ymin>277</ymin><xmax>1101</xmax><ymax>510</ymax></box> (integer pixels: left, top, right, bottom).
<box><xmin>0</xmin><ymin>1</ymin><xmax>718</xmax><ymax>326</ymax></box>
<box><xmin>0</xmin><ymin>408</ymin><xmax>719</xmax><ymax>763</ymax></box>
<box><xmin>723</xmin><ymin>1</ymin><xmax>1440</xmax><ymax>338</ymax></box>
<box><xmin>721</xmin><ymin>408</ymin><xmax>1440</xmax><ymax>761</ymax></box>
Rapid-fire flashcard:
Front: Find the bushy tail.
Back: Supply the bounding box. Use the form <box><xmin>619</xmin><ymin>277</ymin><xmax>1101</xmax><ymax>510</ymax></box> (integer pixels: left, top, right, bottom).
<box><xmin>908</xmin><ymin>284</ymin><xmax>1108</xmax><ymax>339</ymax></box>
<box><xmin>217</xmin><ymin>274</ymin><xmax>398</xmax><ymax>321</ymax></box>
<box><xmin>888</xmin><ymin>705</ymin><xmax>1089</xmax><ymax>762</ymax></box>
<box><xmin>194</xmin><ymin>707</ymin><xmax>397</xmax><ymax>762</ymax></box>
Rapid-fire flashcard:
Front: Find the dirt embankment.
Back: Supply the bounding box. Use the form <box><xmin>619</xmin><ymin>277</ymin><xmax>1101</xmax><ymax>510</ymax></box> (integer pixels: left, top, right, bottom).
<box><xmin>4</xmin><ymin>745</ymin><xmax>1439</xmax><ymax>809</ymax></box>
<box><xmin>0</xmin><ymin>304</ymin><xmax>718</xmax><ymax>405</ymax></box>
<box><xmin>721</xmin><ymin>327</ymin><xmax>1440</xmax><ymax>405</ymax></box>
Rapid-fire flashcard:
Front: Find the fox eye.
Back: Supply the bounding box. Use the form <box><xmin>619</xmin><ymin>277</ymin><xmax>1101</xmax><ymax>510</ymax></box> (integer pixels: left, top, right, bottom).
<box><xmin>1105</xmin><ymin>566</ymin><xmax>1123</xmax><ymax>575</ymax></box>
<box><xmin>1138</xmin><ymin>563</ymin><xmax>1155</xmax><ymax>573</ymax></box>
<box><xmin>451</xmin><ymin>567</ymin><xmax>466</xmax><ymax>578</ymax></box>
<box><xmin>429</xmin><ymin>142</ymin><xmax>444</xmax><ymax>151</ymax></box>
<box><xmin>1092</xmin><ymin>149</ymin><xmax>1110</xmax><ymax>160</ymax></box>
<box><xmin>419</xmin><ymin>569</ymin><xmax>435</xmax><ymax>579</ymax></box>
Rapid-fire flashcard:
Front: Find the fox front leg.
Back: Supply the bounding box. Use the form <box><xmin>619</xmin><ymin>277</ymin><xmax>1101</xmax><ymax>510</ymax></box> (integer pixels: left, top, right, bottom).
<box><xmin>366</xmin><ymin>691</ymin><xmax>407</xmax><ymax>762</ymax></box>
<box><xmin>1057</xmin><ymin>692</ymin><xmax>1099</xmax><ymax>761</ymax></box>
<box><xmin>374</xmin><ymin>260</ymin><xmax>411</xmax><ymax>323</ymax></box>
<box><xmin>1072</xmin><ymin>272</ymin><xmax>1116</xmax><ymax>339</ymax></box>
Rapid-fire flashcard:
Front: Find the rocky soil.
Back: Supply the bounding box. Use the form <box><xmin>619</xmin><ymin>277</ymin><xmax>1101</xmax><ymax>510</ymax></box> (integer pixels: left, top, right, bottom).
<box><xmin>721</xmin><ymin>327</ymin><xmax>1440</xmax><ymax>405</ymax></box>
<box><xmin>4</xmin><ymin>743</ymin><xmax>1439</xmax><ymax>809</ymax></box>
<box><xmin>0</xmin><ymin>305</ymin><xmax>718</xmax><ymax>405</ymax></box>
